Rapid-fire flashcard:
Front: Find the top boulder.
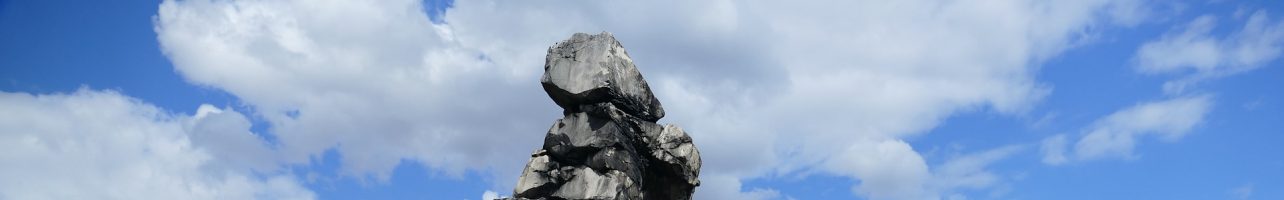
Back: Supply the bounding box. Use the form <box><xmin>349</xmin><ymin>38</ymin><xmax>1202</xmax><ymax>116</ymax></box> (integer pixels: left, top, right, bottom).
<box><xmin>541</xmin><ymin>32</ymin><xmax>665</xmax><ymax>121</ymax></box>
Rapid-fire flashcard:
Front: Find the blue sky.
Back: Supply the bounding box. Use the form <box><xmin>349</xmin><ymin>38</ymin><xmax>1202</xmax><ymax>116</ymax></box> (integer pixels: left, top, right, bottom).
<box><xmin>1</xmin><ymin>0</ymin><xmax>1282</xmax><ymax>200</ymax></box>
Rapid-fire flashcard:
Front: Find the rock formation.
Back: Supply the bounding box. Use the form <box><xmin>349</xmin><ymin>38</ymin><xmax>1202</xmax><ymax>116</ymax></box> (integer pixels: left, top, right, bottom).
<box><xmin>506</xmin><ymin>32</ymin><xmax>701</xmax><ymax>200</ymax></box>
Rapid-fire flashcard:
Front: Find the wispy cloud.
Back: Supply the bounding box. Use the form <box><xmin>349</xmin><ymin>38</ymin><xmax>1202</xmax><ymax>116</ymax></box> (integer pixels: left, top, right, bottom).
<box><xmin>1134</xmin><ymin>10</ymin><xmax>1284</xmax><ymax>93</ymax></box>
<box><xmin>1043</xmin><ymin>95</ymin><xmax>1213</xmax><ymax>164</ymax></box>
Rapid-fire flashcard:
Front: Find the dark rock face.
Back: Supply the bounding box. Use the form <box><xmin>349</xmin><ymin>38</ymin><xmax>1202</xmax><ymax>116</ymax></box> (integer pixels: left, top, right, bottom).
<box><xmin>508</xmin><ymin>32</ymin><xmax>701</xmax><ymax>200</ymax></box>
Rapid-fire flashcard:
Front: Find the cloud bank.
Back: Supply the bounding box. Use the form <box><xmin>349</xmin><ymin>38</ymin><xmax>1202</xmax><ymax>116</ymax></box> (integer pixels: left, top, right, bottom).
<box><xmin>0</xmin><ymin>89</ymin><xmax>312</xmax><ymax>200</ymax></box>
<box><xmin>149</xmin><ymin>0</ymin><xmax>1161</xmax><ymax>199</ymax></box>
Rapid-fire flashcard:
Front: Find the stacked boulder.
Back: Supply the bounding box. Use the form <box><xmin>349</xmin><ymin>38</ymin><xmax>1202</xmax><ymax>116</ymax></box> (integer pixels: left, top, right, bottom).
<box><xmin>508</xmin><ymin>32</ymin><xmax>702</xmax><ymax>200</ymax></box>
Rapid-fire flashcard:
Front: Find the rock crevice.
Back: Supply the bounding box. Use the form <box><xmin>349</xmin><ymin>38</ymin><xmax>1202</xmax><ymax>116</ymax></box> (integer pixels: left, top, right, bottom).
<box><xmin>507</xmin><ymin>32</ymin><xmax>701</xmax><ymax>200</ymax></box>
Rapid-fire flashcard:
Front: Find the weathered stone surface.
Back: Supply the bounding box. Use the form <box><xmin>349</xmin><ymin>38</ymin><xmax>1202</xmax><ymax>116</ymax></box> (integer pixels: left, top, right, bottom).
<box><xmin>551</xmin><ymin>168</ymin><xmax>642</xmax><ymax>200</ymax></box>
<box><xmin>508</xmin><ymin>32</ymin><xmax>700</xmax><ymax>200</ymax></box>
<box><xmin>647</xmin><ymin>125</ymin><xmax>701</xmax><ymax>184</ymax></box>
<box><xmin>542</xmin><ymin>112</ymin><xmax>632</xmax><ymax>163</ymax></box>
<box><xmin>586</xmin><ymin>146</ymin><xmax>644</xmax><ymax>185</ymax></box>
<box><xmin>541</xmin><ymin>32</ymin><xmax>665</xmax><ymax>122</ymax></box>
<box><xmin>513</xmin><ymin>150</ymin><xmax>560</xmax><ymax>198</ymax></box>
<box><xmin>640</xmin><ymin>125</ymin><xmax>702</xmax><ymax>200</ymax></box>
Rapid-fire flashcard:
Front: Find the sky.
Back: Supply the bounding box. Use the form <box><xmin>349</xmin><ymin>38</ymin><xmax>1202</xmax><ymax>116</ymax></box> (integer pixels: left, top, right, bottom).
<box><xmin>0</xmin><ymin>0</ymin><xmax>1282</xmax><ymax>199</ymax></box>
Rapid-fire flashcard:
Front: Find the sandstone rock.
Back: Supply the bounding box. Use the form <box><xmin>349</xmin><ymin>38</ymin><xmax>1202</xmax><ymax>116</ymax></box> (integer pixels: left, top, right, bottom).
<box><xmin>640</xmin><ymin>125</ymin><xmax>701</xmax><ymax>200</ymax></box>
<box><xmin>508</xmin><ymin>32</ymin><xmax>700</xmax><ymax>200</ymax></box>
<box><xmin>541</xmin><ymin>32</ymin><xmax>665</xmax><ymax>122</ymax></box>
<box><xmin>513</xmin><ymin>150</ymin><xmax>560</xmax><ymax>198</ymax></box>
<box><xmin>646</xmin><ymin>125</ymin><xmax>701</xmax><ymax>185</ymax></box>
<box><xmin>591</xmin><ymin>146</ymin><xmax>646</xmax><ymax>184</ymax></box>
<box><xmin>542</xmin><ymin>112</ymin><xmax>634</xmax><ymax>163</ymax></box>
<box><xmin>551</xmin><ymin>168</ymin><xmax>642</xmax><ymax>200</ymax></box>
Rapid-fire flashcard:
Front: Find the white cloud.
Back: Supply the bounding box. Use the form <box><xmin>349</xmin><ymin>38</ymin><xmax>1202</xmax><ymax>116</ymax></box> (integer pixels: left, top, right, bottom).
<box><xmin>188</xmin><ymin>104</ymin><xmax>280</xmax><ymax>171</ymax></box>
<box><xmin>824</xmin><ymin>141</ymin><xmax>1024</xmax><ymax>200</ymax></box>
<box><xmin>155</xmin><ymin>0</ymin><xmax>554</xmax><ymax>183</ymax></box>
<box><xmin>929</xmin><ymin>145</ymin><xmax>1025</xmax><ymax>199</ymax></box>
<box><xmin>695</xmin><ymin>174</ymin><xmax>783</xmax><ymax>200</ymax></box>
<box><xmin>0</xmin><ymin>89</ymin><xmax>312</xmax><ymax>200</ymax></box>
<box><xmin>1134</xmin><ymin>10</ymin><xmax>1284</xmax><ymax>93</ymax></box>
<box><xmin>1040</xmin><ymin>134</ymin><xmax>1070</xmax><ymax>165</ymax></box>
<box><xmin>1075</xmin><ymin>95</ymin><xmax>1212</xmax><ymax>160</ymax></box>
<box><xmin>480</xmin><ymin>190</ymin><xmax>501</xmax><ymax>200</ymax></box>
<box><xmin>1136</xmin><ymin>16</ymin><xmax>1223</xmax><ymax>74</ymax></box>
<box><xmin>1041</xmin><ymin>95</ymin><xmax>1212</xmax><ymax>164</ymax></box>
<box><xmin>153</xmin><ymin>0</ymin><xmax>1152</xmax><ymax>199</ymax></box>
<box><xmin>825</xmin><ymin>138</ymin><xmax>931</xmax><ymax>200</ymax></box>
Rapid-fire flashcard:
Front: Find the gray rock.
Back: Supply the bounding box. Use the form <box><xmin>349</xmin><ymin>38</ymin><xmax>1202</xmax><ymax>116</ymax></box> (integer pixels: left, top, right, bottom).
<box><xmin>640</xmin><ymin>125</ymin><xmax>702</xmax><ymax>200</ymax></box>
<box><xmin>647</xmin><ymin>125</ymin><xmax>701</xmax><ymax>185</ymax></box>
<box><xmin>542</xmin><ymin>32</ymin><xmax>665</xmax><ymax>122</ymax></box>
<box><xmin>513</xmin><ymin>150</ymin><xmax>560</xmax><ymax>198</ymax></box>
<box><xmin>551</xmin><ymin>168</ymin><xmax>642</xmax><ymax>200</ymax></box>
<box><xmin>507</xmin><ymin>32</ymin><xmax>700</xmax><ymax>200</ymax></box>
<box><xmin>586</xmin><ymin>146</ymin><xmax>644</xmax><ymax>185</ymax></box>
<box><xmin>578</xmin><ymin>102</ymin><xmax>633</xmax><ymax>123</ymax></box>
<box><xmin>542</xmin><ymin>112</ymin><xmax>634</xmax><ymax>163</ymax></box>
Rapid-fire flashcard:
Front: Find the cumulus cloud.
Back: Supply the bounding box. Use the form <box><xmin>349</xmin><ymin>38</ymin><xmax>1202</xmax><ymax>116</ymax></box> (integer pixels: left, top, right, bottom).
<box><xmin>1134</xmin><ymin>10</ymin><xmax>1284</xmax><ymax>93</ymax></box>
<box><xmin>155</xmin><ymin>0</ymin><xmax>555</xmax><ymax>183</ymax></box>
<box><xmin>189</xmin><ymin>104</ymin><xmax>280</xmax><ymax>171</ymax></box>
<box><xmin>1042</xmin><ymin>95</ymin><xmax>1212</xmax><ymax>164</ymax></box>
<box><xmin>153</xmin><ymin>0</ymin><xmax>1153</xmax><ymax>199</ymax></box>
<box><xmin>0</xmin><ymin>89</ymin><xmax>312</xmax><ymax>200</ymax></box>
<box><xmin>825</xmin><ymin>139</ymin><xmax>931</xmax><ymax>200</ymax></box>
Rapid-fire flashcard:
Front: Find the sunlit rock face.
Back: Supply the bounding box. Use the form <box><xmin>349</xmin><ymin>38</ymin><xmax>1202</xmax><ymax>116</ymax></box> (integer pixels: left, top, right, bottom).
<box><xmin>540</xmin><ymin>32</ymin><xmax>665</xmax><ymax>122</ymax></box>
<box><xmin>505</xmin><ymin>32</ymin><xmax>701</xmax><ymax>200</ymax></box>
